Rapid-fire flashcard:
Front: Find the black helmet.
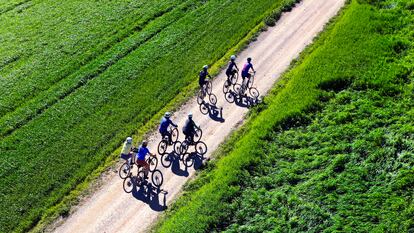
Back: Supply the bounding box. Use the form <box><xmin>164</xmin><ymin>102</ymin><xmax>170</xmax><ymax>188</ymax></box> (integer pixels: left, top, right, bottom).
<box><xmin>247</xmin><ymin>57</ymin><xmax>252</xmax><ymax>62</ymax></box>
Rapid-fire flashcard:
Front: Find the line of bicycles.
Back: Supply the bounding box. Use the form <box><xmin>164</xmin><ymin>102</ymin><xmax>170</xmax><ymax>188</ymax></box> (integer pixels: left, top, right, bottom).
<box><xmin>223</xmin><ymin>71</ymin><xmax>260</xmax><ymax>105</ymax></box>
<box><xmin>118</xmin><ymin>126</ymin><xmax>207</xmax><ymax>193</ymax></box>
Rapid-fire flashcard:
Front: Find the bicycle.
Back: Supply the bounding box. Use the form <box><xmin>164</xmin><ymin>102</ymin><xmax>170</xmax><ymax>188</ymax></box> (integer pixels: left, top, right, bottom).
<box><xmin>223</xmin><ymin>69</ymin><xmax>239</xmax><ymax>94</ymax></box>
<box><xmin>123</xmin><ymin>167</ymin><xmax>164</xmax><ymax>193</ymax></box>
<box><xmin>197</xmin><ymin>79</ymin><xmax>217</xmax><ymax>106</ymax></box>
<box><xmin>178</xmin><ymin>128</ymin><xmax>207</xmax><ymax>167</ymax></box>
<box><xmin>157</xmin><ymin>125</ymin><xmax>179</xmax><ymax>155</ymax></box>
<box><xmin>119</xmin><ymin>153</ymin><xmax>158</xmax><ymax>179</ymax></box>
<box><xmin>233</xmin><ymin>72</ymin><xmax>259</xmax><ymax>99</ymax></box>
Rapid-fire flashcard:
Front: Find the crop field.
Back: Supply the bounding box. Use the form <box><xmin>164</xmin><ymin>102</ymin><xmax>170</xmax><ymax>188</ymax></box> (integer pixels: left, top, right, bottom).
<box><xmin>0</xmin><ymin>0</ymin><xmax>299</xmax><ymax>232</ymax></box>
<box><xmin>155</xmin><ymin>0</ymin><xmax>414</xmax><ymax>232</ymax></box>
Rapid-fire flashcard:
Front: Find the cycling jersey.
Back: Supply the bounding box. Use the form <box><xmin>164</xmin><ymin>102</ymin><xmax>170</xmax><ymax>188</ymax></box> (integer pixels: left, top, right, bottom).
<box><xmin>159</xmin><ymin>117</ymin><xmax>176</xmax><ymax>134</ymax></box>
<box><xmin>242</xmin><ymin>62</ymin><xmax>253</xmax><ymax>77</ymax></box>
<box><xmin>136</xmin><ymin>146</ymin><xmax>149</xmax><ymax>161</ymax></box>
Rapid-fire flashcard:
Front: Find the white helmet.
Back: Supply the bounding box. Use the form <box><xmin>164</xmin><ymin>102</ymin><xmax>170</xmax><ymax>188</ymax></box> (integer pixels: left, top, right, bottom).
<box><xmin>126</xmin><ymin>137</ymin><xmax>132</xmax><ymax>143</ymax></box>
<box><xmin>188</xmin><ymin>112</ymin><xmax>193</xmax><ymax>118</ymax></box>
<box><xmin>203</xmin><ymin>65</ymin><xmax>208</xmax><ymax>70</ymax></box>
<box><xmin>165</xmin><ymin>112</ymin><xmax>171</xmax><ymax>118</ymax></box>
<box><xmin>230</xmin><ymin>55</ymin><xmax>236</xmax><ymax>60</ymax></box>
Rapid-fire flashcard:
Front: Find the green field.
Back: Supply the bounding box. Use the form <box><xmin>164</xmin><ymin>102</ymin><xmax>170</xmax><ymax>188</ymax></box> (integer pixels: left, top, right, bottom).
<box><xmin>155</xmin><ymin>0</ymin><xmax>414</xmax><ymax>232</ymax></box>
<box><xmin>0</xmin><ymin>0</ymin><xmax>298</xmax><ymax>232</ymax></box>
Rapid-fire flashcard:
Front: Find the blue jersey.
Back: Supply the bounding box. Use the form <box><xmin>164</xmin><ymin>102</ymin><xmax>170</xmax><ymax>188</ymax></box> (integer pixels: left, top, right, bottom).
<box><xmin>159</xmin><ymin>117</ymin><xmax>176</xmax><ymax>133</ymax></box>
<box><xmin>242</xmin><ymin>62</ymin><xmax>253</xmax><ymax>76</ymax></box>
<box><xmin>136</xmin><ymin>146</ymin><xmax>149</xmax><ymax>161</ymax></box>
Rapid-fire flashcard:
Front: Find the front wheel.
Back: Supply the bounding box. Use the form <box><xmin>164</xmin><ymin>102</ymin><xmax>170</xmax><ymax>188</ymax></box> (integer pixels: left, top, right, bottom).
<box><xmin>197</xmin><ymin>90</ymin><xmax>204</xmax><ymax>105</ymax></box>
<box><xmin>223</xmin><ymin>80</ymin><xmax>231</xmax><ymax>94</ymax></box>
<box><xmin>146</xmin><ymin>156</ymin><xmax>158</xmax><ymax>172</ymax></box>
<box><xmin>195</xmin><ymin>141</ymin><xmax>208</xmax><ymax>155</ymax></box>
<box><xmin>171</xmin><ymin>127</ymin><xmax>179</xmax><ymax>142</ymax></box>
<box><xmin>194</xmin><ymin>128</ymin><xmax>203</xmax><ymax>142</ymax></box>
<box><xmin>152</xmin><ymin>170</ymin><xmax>164</xmax><ymax>188</ymax></box>
<box><xmin>231</xmin><ymin>72</ymin><xmax>239</xmax><ymax>85</ymax></box>
<box><xmin>206</xmin><ymin>80</ymin><xmax>213</xmax><ymax>95</ymax></box>
<box><xmin>180</xmin><ymin>140</ymin><xmax>190</xmax><ymax>155</ymax></box>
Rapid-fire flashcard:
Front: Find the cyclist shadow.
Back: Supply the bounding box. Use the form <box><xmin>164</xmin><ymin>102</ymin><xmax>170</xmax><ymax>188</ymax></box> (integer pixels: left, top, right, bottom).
<box><xmin>170</xmin><ymin>153</ymin><xmax>190</xmax><ymax>177</ymax></box>
<box><xmin>199</xmin><ymin>101</ymin><xmax>224</xmax><ymax>122</ymax></box>
<box><xmin>227</xmin><ymin>91</ymin><xmax>260</xmax><ymax>109</ymax></box>
<box><xmin>132</xmin><ymin>181</ymin><xmax>168</xmax><ymax>212</ymax></box>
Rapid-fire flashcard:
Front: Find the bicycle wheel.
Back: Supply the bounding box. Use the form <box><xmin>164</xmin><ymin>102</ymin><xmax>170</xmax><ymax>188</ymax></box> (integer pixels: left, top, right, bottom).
<box><xmin>225</xmin><ymin>92</ymin><xmax>235</xmax><ymax>103</ymax></box>
<box><xmin>223</xmin><ymin>81</ymin><xmax>231</xmax><ymax>94</ymax></box>
<box><xmin>199</xmin><ymin>103</ymin><xmax>209</xmax><ymax>115</ymax></box>
<box><xmin>161</xmin><ymin>153</ymin><xmax>173</xmax><ymax>168</ymax></box>
<box><xmin>249</xmin><ymin>87</ymin><xmax>260</xmax><ymax>99</ymax></box>
<box><xmin>147</xmin><ymin>156</ymin><xmax>158</xmax><ymax>172</ymax></box>
<box><xmin>137</xmin><ymin>170</ymin><xmax>146</xmax><ymax>186</ymax></box>
<box><xmin>206</xmin><ymin>80</ymin><xmax>213</xmax><ymax>94</ymax></box>
<box><xmin>123</xmin><ymin>176</ymin><xmax>134</xmax><ymax>193</ymax></box>
<box><xmin>171</xmin><ymin>127</ymin><xmax>179</xmax><ymax>142</ymax></box>
<box><xmin>209</xmin><ymin>93</ymin><xmax>217</xmax><ymax>105</ymax></box>
<box><xmin>231</xmin><ymin>72</ymin><xmax>239</xmax><ymax>85</ymax></box>
<box><xmin>180</xmin><ymin>140</ymin><xmax>190</xmax><ymax>155</ymax></box>
<box><xmin>182</xmin><ymin>153</ymin><xmax>194</xmax><ymax>168</ymax></box>
<box><xmin>194</xmin><ymin>128</ymin><xmax>202</xmax><ymax>142</ymax></box>
<box><xmin>119</xmin><ymin>162</ymin><xmax>131</xmax><ymax>179</ymax></box>
<box><xmin>174</xmin><ymin>141</ymin><xmax>182</xmax><ymax>154</ymax></box>
<box><xmin>233</xmin><ymin>84</ymin><xmax>242</xmax><ymax>95</ymax></box>
<box><xmin>195</xmin><ymin>141</ymin><xmax>208</xmax><ymax>155</ymax></box>
<box><xmin>197</xmin><ymin>90</ymin><xmax>204</xmax><ymax>105</ymax></box>
<box><xmin>157</xmin><ymin>140</ymin><xmax>168</xmax><ymax>155</ymax></box>
<box><xmin>152</xmin><ymin>170</ymin><xmax>164</xmax><ymax>188</ymax></box>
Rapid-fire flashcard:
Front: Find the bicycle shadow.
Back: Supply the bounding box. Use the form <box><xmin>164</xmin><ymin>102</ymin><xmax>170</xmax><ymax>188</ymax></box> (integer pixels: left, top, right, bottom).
<box><xmin>199</xmin><ymin>101</ymin><xmax>225</xmax><ymax>122</ymax></box>
<box><xmin>160</xmin><ymin>151</ymin><xmax>189</xmax><ymax>177</ymax></box>
<box><xmin>225</xmin><ymin>90</ymin><xmax>261</xmax><ymax>108</ymax></box>
<box><xmin>131</xmin><ymin>181</ymin><xmax>168</xmax><ymax>212</ymax></box>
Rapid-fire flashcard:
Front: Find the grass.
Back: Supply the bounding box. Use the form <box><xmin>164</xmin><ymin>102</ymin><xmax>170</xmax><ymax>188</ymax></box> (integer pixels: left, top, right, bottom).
<box><xmin>154</xmin><ymin>0</ymin><xmax>414</xmax><ymax>232</ymax></box>
<box><xmin>0</xmin><ymin>0</ymin><xmax>299</xmax><ymax>232</ymax></box>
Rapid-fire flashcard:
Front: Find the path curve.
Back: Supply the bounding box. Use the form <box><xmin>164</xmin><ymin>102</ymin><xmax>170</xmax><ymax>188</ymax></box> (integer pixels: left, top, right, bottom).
<box><xmin>52</xmin><ymin>0</ymin><xmax>345</xmax><ymax>232</ymax></box>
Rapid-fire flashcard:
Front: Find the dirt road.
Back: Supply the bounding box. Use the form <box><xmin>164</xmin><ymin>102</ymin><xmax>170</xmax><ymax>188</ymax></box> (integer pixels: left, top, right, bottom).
<box><xmin>52</xmin><ymin>0</ymin><xmax>345</xmax><ymax>232</ymax></box>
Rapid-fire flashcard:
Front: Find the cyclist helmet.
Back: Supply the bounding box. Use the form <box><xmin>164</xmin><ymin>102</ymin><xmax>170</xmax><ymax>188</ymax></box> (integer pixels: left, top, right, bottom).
<box><xmin>203</xmin><ymin>65</ymin><xmax>208</xmax><ymax>70</ymax></box>
<box><xmin>142</xmin><ymin>140</ymin><xmax>148</xmax><ymax>147</ymax></box>
<box><xmin>165</xmin><ymin>112</ymin><xmax>171</xmax><ymax>118</ymax></box>
<box><xmin>126</xmin><ymin>137</ymin><xmax>132</xmax><ymax>143</ymax></box>
<box><xmin>188</xmin><ymin>112</ymin><xmax>193</xmax><ymax>118</ymax></box>
<box><xmin>247</xmin><ymin>57</ymin><xmax>252</xmax><ymax>62</ymax></box>
<box><xmin>230</xmin><ymin>55</ymin><xmax>236</xmax><ymax>61</ymax></box>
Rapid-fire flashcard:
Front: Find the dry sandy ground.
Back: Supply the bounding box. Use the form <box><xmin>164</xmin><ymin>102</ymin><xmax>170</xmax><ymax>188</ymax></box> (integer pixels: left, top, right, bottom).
<box><xmin>52</xmin><ymin>0</ymin><xmax>345</xmax><ymax>232</ymax></box>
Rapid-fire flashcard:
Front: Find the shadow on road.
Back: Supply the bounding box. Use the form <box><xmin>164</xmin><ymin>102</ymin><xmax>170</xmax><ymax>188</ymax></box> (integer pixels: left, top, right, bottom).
<box><xmin>131</xmin><ymin>181</ymin><xmax>168</xmax><ymax>212</ymax></box>
<box><xmin>199</xmin><ymin>101</ymin><xmax>224</xmax><ymax>122</ymax></box>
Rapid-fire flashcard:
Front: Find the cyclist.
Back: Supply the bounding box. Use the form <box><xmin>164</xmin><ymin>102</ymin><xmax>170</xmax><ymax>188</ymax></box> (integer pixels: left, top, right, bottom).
<box><xmin>120</xmin><ymin>137</ymin><xmax>134</xmax><ymax>164</ymax></box>
<box><xmin>135</xmin><ymin>140</ymin><xmax>156</xmax><ymax>179</ymax></box>
<box><xmin>159</xmin><ymin>112</ymin><xmax>178</xmax><ymax>144</ymax></box>
<box><xmin>199</xmin><ymin>65</ymin><xmax>211</xmax><ymax>91</ymax></box>
<box><xmin>241</xmin><ymin>57</ymin><xmax>256</xmax><ymax>87</ymax></box>
<box><xmin>225</xmin><ymin>55</ymin><xmax>239</xmax><ymax>84</ymax></box>
<box><xmin>183</xmin><ymin>113</ymin><xmax>201</xmax><ymax>144</ymax></box>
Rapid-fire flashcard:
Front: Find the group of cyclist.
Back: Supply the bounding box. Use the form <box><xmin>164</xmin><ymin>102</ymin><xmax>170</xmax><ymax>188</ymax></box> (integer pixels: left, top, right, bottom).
<box><xmin>121</xmin><ymin>55</ymin><xmax>255</xmax><ymax>180</ymax></box>
<box><xmin>121</xmin><ymin>111</ymin><xmax>200</xmax><ymax>179</ymax></box>
<box><xmin>200</xmin><ymin>55</ymin><xmax>255</xmax><ymax>93</ymax></box>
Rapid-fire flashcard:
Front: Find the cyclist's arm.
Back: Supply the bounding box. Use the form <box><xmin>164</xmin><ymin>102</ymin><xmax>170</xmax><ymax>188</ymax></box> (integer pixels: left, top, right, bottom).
<box><xmin>251</xmin><ymin>64</ymin><xmax>255</xmax><ymax>73</ymax></box>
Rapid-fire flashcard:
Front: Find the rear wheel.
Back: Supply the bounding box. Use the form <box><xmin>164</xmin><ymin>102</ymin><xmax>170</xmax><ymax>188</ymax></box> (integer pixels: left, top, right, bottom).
<box><xmin>157</xmin><ymin>140</ymin><xmax>168</xmax><ymax>155</ymax></box>
<box><xmin>146</xmin><ymin>156</ymin><xmax>158</xmax><ymax>172</ymax></box>
<box><xmin>223</xmin><ymin>81</ymin><xmax>231</xmax><ymax>94</ymax></box>
<box><xmin>119</xmin><ymin>162</ymin><xmax>131</xmax><ymax>179</ymax></box>
<box><xmin>195</xmin><ymin>141</ymin><xmax>208</xmax><ymax>155</ymax></box>
<box><xmin>152</xmin><ymin>170</ymin><xmax>164</xmax><ymax>187</ymax></box>
<box><xmin>180</xmin><ymin>140</ymin><xmax>190</xmax><ymax>155</ymax></box>
<box><xmin>194</xmin><ymin>128</ymin><xmax>203</xmax><ymax>142</ymax></box>
<box><xmin>200</xmin><ymin>103</ymin><xmax>209</xmax><ymax>115</ymax></box>
<box><xmin>123</xmin><ymin>176</ymin><xmax>134</xmax><ymax>193</ymax></box>
<box><xmin>171</xmin><ymin>127</ymin><xmax>179</xmax><ymax>142</ymax></box>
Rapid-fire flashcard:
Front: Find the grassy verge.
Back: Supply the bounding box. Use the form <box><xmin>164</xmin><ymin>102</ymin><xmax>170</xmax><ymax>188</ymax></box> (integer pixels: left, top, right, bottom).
<box><xmin>0</xmin><ymin>0</ymin><xmax>301</xmax><ymax>232</ymax></box>
<box><xmin>154</xmin><ymin>0</ymin><xmax>414</xmax><ymax>232</ymax></box>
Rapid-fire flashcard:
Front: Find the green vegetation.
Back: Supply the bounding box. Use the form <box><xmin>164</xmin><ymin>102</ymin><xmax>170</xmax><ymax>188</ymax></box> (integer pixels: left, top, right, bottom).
<box><xmin>155</xmin><ymin>0</ymin><xmax>414</xmax><ymax>232</ymax></box>
<box><xmin>0</xmin><ymin>0</ymin><xmax>299</xmax><ymax>232</ymax></box>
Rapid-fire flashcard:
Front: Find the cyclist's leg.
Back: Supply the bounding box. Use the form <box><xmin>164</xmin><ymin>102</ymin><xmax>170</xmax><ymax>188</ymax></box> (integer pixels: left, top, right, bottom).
<box><xmin>167</xmin><ymin>131</ymin><xmax>172</xmax><ymax>144</ymax></box>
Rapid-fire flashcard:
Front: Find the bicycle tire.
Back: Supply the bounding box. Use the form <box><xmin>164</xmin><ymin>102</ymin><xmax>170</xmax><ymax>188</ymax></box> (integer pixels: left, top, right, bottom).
<box><xmin>174</xmin><ymin>141</ymin><xmax>182</xmax><ymax>154</ymax></box>
<box><xmin>209</xmin><ymin>93</ymin><xmax>217</xmax><ymax>105</ymax></box>
<box><xmin>180</xmin><ymin>140</ymin><xmax>190</xmax><ymax>155</ymax></box>
<box><xmin>231</xmin><ymin>72</ymin><xmax>239</xmax><ymax>85</ymax></box>
<box><xmin>197</xmin><ymin>90</ymin><xmax>204</xmax><ymax>105</ymax></box>
<box><xmin>225</xmin><ymin>92</ymin><xmax>235</xmax><ymax>103</ymax></box>
<box><xmin>171</xmin><ymin>127</ymin><xmax>179</xmax><ymax>142</ymax></box>
<box><xmin>119</xmin><ymin>162</ymin><xmax>131</xmax><ymax>179</ymax></box>
<box><xmin>161</xmin><ymin>153</ymin><xmax>173</xmax><ymax>168</ymax></box>
<box><xmin>223</xmin><ymin>81</ymin><xmax>231</xmax><ymax>94</ymax></box>
<box><xmin>195</xmin><ymin>141</ymin><xmax>208</xmax><ymax>155</ymax></box>
<box><xmin>194</xmin><ymin>128</ymin><xmax>202</xmax><ymax>142</ymax></box>
<box><xmin>206</xmin><ymin>80</ymin><xmax>213</xmax><ymax>95</ymax></box>
<box><xmin>123</xmin><ymin>176</ymin><xmax>134</xmax><ymax>193</ymax></box>
<box><xmin>157</xmin><ymin>140</ymin><xmax>168</xmax><ymax>155</ymax></box>
<box><xmin>147</xmin><ymin>156</ymin><xmax>158</xmax><ymax>172</ymax></box>
<box><xmin>182</xmin><ymin>153</ymin><xmax>194</xmax><ymax>168</ymax></box>
<box><xmin>152</xmin><ymin>170</ymin><xmax>164</xmax><ymax>188</ymax></box>
<box><xmin>200</xmin><ymin>103</ymin><xmax>209</xmax><ymax>115</ymax></box>
<box><xmin>249</xmin><ymin>87</ymin><xmax>260</xmax><ymax>99</ymax></box>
